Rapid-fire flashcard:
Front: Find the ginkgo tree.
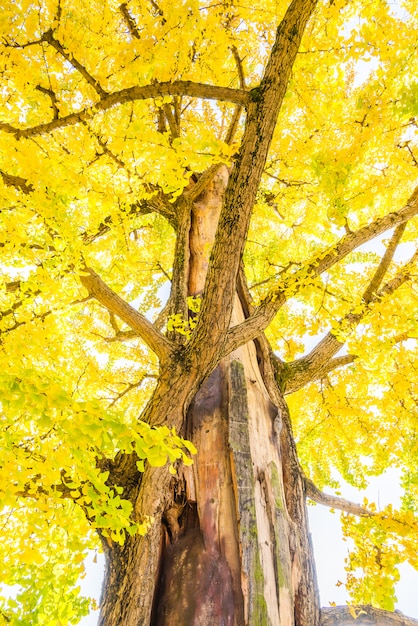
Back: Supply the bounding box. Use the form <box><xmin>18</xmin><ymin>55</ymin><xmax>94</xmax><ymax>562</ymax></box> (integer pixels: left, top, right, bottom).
<box><xmin>1</xmin><ymin>0</ymin><xmax>418</xmax><ymax>624</ymax></box>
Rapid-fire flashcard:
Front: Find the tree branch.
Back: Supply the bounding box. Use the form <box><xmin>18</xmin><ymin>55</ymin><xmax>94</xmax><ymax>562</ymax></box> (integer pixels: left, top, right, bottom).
<box><xmin>119</xmin><ymin>3</ymin><xmax>141</xmax><ymax>39</ymax></box>
<box><xmin>362</xmin><ymin>222</ymin><xmax>407</xmax><ymax>304</ymax></box>
<box><xmin>42</xmin><ymin>29</ymin><xmax>107</xmax><ymax>97</ymax></box>
<box><xmin>78</xmin><ymin>266</ymin><xmax>173</xmax><ymax>363</ymax></box>
<box><xmin>283</xmin><ymin>248</ymin><xmax>418</xmax><ymax>394</ymax></box>
<box><xmin>320</xmin><ymin>605</ymin><xmax>418</xmax><ymax>626</ymax></box>
<box><xmin>81</xmin><ymin>190</ymin><xmax>177</xmax><ymax>244</ymax></box>
<box><xmin>282</xmin><ymin>223</ymin><xmax>411</xmax><ymax>393</ymax></box>
<box><xmin>224</xmin><ymin>104</ymin><xmax>242</xmax><ymax>145</ymax></box>
<box><xmin>189</xmin><ymin>0</ymin><xmax>318</xmax><ymax>369</ymax></box>
<box><xmin>0</xmin><ymin>82</ymin><xmax>248</xmax><ymax>139</ymax></box>
<box><xmin>304</xmin><ymin>477</ymin><xmax>371</xmax><ymax>516</ymax></box>
<box><xmin>231</xmin><ymin>45</ymin><xmax>246</xmax><ymax>89</ymax></box>
<box><xmin>223</xmin><ymin>186</ymin><xmax>418</xmax><ymax>356</ymax></box>
<box><xmin>163</xmin><ymin>102</ymin><xmax>180</xmax><ymax>139</ymax></box>
<box><xmin>309</xmin><ymin>354</ymin><xmax>357</xmax><ymax>379</ymax></box>
<box><xmin>0</xmin><ymin>169</ymin><xmax>33</xmax><ymax>193</ymax></box>
<box><xmin>35</xmin><ymin>85</ymin><xmax>60</xmax><ymax>119</ymax></box>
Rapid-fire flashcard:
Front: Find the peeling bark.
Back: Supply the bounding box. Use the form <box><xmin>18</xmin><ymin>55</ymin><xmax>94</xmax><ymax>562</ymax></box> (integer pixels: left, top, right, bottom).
<box><xmin>148</xmin><ymin>293</ymin><xmax>321</xmax><ymax>626</ymax></box>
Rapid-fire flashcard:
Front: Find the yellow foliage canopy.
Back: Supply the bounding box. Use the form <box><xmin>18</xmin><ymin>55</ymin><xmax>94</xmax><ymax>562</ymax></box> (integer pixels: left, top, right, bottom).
<box><xmin>0</xmin><ymin>0</ymin><xmax>417</xmax><ymax>622</ymax></box>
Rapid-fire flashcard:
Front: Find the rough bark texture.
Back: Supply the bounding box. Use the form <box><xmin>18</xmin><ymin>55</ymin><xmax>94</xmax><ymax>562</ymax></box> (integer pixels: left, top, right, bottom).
<box><xmin>321</xmin><ymin>606</ymin><xmax>418</xmax><ymax>626</ymax></box>
<box><xmin>98</xmin><ymin>144</ymin><xmax>321</xmax><ymax>626</ymax></box>
<box><xmin>150</xmin><ymin>310</ymin><xmax>320</xmax><ymax>626</ymax></box>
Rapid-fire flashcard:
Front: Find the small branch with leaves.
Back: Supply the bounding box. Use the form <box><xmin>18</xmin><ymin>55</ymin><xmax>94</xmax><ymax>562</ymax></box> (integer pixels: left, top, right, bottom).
<box><xmin>79</xmin><ymin>266</ymin><xmax>173</xmax><ymax>363</ymax></box>
<box><xmin>223</xmin><ymin>186</ymin><xmax>418</xmax><ymax>356</ymax></box>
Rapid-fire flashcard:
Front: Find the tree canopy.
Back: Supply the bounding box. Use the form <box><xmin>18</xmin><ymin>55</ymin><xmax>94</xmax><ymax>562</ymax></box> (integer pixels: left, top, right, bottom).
<box><xmin>0</xmin><ymin>0</ymin><xmax>418</xmax><ymax>624</ymax></box>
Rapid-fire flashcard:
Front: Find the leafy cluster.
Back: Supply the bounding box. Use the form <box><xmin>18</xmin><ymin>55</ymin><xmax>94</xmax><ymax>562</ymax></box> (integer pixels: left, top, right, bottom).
<box><xmin>167</xmin><ymin>296</ymin><xmax>201</xmax><ymax>339</ymax></box>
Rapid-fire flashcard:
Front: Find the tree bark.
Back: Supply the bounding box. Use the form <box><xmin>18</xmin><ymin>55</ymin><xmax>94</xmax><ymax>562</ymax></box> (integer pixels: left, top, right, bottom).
<box><xmin>98</xmin><ymin>323</ymin><xmax>321</xmax><ymax>626</ymax></box>
<box><xmin>321</xmin><ymin>606</ymin><xmax>418</xmax><ymax>626</ymax></box>
<box><xmin>98</xmin><ymin>182</ymin><xmax>321</xmax><ymax>626</ymax></box>
<box><xmin>97</xmin><ymin>1</ymin><xmax>323</xmax><ymax>623</ymax></box>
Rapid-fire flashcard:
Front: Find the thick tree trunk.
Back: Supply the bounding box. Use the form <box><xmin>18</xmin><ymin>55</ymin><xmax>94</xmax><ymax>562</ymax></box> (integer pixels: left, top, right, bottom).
<box><xmin>98</xmin><ymin>323</ymin><xmax>320</xmax><ymax>625</ymax></box>
<box><xmin>98</xmin><ymin>162</ymin><xmax>321</xmax><ymax>625</ymax></box>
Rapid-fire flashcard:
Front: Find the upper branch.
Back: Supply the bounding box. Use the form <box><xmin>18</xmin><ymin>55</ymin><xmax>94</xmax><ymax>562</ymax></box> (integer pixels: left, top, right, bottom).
<box><xmin>362</xmin><ymin>222</ymin><xmax>407</xmax><ymax>304</ymax></box>
<box><xmin>282</xmin><ymin>222</ymin><xmax>409</xmax><ymax>393</ymax></box>
<box><xmin>79</xmin><ymin>266</ymin><xmax>173</xmax><ymax>363</ymax></box>
<box><xmin>223</xmin><ymin>186</ymin><xmax>418</xmax><ymax>356</ymax></box>
<box><xmin>281</xmin><ymin>247</ymin><xmax>418</xmax><ymax>394</ymax></box>
<box><xmin>42</xmin><ymin>29</ymin><xmax>107</xmax><ymax>97</ymax></box>
<box><xmin>0</xmin><ymin>82</ymin><xmax>248</xmax><ymax>139</ymax></box>
<box><xmin>189</xmin><ymin>0</ymin><xmax>318</xmax><ymax>368</ymax></box>
<box><xmin>119</xmin><ymin>3</ymin><xmax>141</xmax><ymax>39</ymax></box>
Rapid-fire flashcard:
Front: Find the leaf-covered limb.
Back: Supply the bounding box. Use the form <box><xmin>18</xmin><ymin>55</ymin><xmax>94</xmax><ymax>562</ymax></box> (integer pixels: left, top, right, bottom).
<box><xmin>0</xmin><ymin>82</ymin><xmax>249</xmax><ymax>139</ymax></box>
<box><xmin>106</xmin><ymin>374</ymin><xmax>158</xmax><ymax>407</ymax></box>
<box><xmin>305</xmin><ymin>477</ymin><xmax>371</xmax><ymax>517</ymax></box>
<box><xmin>102</xmin><ymin>329</ymin><xmax>138</xmax><ymax>342</ymax></box>
<box><xmin>82</xmin><ymin>191</ymin><xmax>177</xmax><ymax>245</ymax></box>
<box><xmin>223</xmin><ymin>187</ymin><xmax>418</xmax><ymax>356</ymax></box>
<box><xmin>119</xmin><ymin>2</ymin><xmax>141</xmax><ymax>40</ymax></box>
<box><xmin>285</xmin><ymin>254</ymin><xmax>417</xmax><ymax>393</ymax></box>
<box><xmin>41</xmin><ymin>29</ymin><xmax>107</xmax><ymax>97</ymax></box>
<box><xmin>320</xmin><ymin>605</ymin><xmax>418</xmax><ymax>626</ymax></box>
<box><xmin>0</xmin><ymin>169</ymin><xmax>33</xmax><ymax>194</ymax></box>
<box><xmin>79</xmin><ymin>266</ymin><xmax>173</xmax><ymax>362</ymax></box>
<box><xmin>35</xmin><ymin>84</ymin><xmax>60</xmax><ymax>120</ymax></box>
<box><xmin>283</xmin><ymin>224</ymin><xmax>412</xmax><ymax>393</ymax></box>
<box><xmin>362</xmin><ymin>223</ymin><xmax>407</xmax><ymax>304</ymax></box>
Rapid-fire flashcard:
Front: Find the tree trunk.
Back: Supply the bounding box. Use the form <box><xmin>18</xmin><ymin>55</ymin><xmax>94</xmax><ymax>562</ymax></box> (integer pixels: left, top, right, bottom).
<box><xmin>98</xmin><ymin>326</ymin><xmax>320</xmax><ymax>625</ymax></box>
<box><xmin>98</xmin><ymin>166</ymin><xmax>321</xmax><ymax>626</ymax></box>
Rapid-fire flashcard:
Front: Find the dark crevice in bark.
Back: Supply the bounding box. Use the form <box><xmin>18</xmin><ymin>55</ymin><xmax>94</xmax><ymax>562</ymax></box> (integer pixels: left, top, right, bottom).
<box><xmin>151</xmin><ymin>365</ymin><xmax>240</xmax><ymax>626</ymax></box>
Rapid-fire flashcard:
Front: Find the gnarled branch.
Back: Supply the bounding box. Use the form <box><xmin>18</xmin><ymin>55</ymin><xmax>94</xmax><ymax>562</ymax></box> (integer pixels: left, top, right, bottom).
<box><xmin>79</xmin><ymin>266</ymin><xmax>173</xmax><ymax>363</ymax></box>
<box><xmin>0</xmin><ymin>82</ymin><xmax>249</xmax><ymax>139</ymax></box>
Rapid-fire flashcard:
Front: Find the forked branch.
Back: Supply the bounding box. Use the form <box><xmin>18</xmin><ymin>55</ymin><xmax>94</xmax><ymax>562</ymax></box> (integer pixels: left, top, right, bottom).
<box><xmin>223</xmin><ymin>186</ymin><xmax>418</xmax><ymax>356</ymax></box>
<box><xmin>79</xmin><ymin>266</ymin><xmax>173</xmax><ymax>363</ymax></box>
<box><xmin>282</xmin><ymin>222</ymin><xmax>411</xmax><ymax>393</ymax></box>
